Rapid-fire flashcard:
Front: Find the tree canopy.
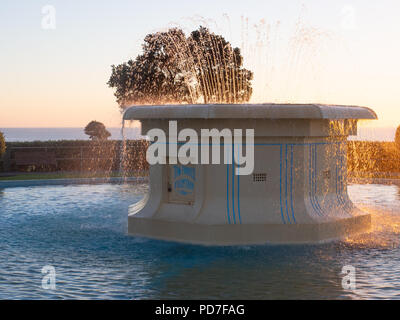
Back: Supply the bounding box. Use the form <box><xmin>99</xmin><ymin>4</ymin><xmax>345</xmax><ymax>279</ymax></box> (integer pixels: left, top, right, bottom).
<box><xmin>84</xmin><ymin>121</ymin><xmax>111</xmax><ymax>140</ymax></box>
<box><xmin>0</xmin><ymin>131</ymin><xmax>5</xmax><ymax>157</ymax></box>
<box><xmin>108</xmin><ymin>26</ymin><xmax>253</xmax><ymax>110</ymax></box>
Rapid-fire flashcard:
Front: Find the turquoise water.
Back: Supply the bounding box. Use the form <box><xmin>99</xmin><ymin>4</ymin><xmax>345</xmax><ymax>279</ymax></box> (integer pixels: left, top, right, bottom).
<box><xmin>0</xmin><ymin>182</ymin><xmax>400</xmax><ymax>299</ymax></box>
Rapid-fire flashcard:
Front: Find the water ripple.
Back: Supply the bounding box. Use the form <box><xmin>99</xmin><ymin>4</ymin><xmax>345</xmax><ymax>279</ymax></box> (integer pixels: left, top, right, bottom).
<box><xmin>0</xmin><ymin>183</ymin><xmax>399</xmax><ymax>299</ymax></box>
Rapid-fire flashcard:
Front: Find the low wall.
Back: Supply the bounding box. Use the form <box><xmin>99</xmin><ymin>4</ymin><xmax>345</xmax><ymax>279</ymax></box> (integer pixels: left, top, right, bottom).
<box><xmin>0</xmin><ymin>140</ymin><xmax>149</xmax><ymax>174</ymax></box>
<box><xmin>1</xmin><ymin>140</ymin><xmax>399</xmax><ymax>177</ymax></box>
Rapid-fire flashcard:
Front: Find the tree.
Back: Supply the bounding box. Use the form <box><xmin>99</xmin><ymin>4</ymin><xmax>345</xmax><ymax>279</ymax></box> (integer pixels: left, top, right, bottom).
<box><xmin>107</xmin><ymin>26</ymin><xmax>253</xmax><ymax>110</ymax></box>
<box><xmin>84</xmin><ymin>121</ymin><xmax>111</xmax><ymax>140</ymax></box>
<box><xmin>395</xmin><ymin>125</ymin><xmax>400</xmax><ymax>150</ymax></box>
<box><xmin>188</xmin><ymin>26</ymin><xmax>253</xmax><ymax>104</ymax></box>
<box><xmin>0</xmin><ymin>131</ymin><xmax>5</xmax><ymax>157</ymax></box>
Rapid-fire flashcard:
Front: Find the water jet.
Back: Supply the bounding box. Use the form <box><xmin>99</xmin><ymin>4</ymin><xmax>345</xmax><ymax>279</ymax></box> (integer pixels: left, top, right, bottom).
<box><xmin>123</xmin><ymin>103</ymin><xmax>377</xmax><ymax>245</ymax></box>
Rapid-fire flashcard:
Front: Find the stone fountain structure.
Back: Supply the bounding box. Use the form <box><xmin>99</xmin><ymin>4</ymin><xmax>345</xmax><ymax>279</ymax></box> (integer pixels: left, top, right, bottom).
<box><xmin>123</xmin><ymin>104</ymin><xmax>377</xmax><ymax>245</ymax></box>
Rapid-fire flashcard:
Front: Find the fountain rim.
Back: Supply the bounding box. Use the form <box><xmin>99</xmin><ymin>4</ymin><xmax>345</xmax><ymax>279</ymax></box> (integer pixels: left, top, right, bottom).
<box><xmin>123</xmin><ymin>103</ymin><xmax>377</xmax><ymax>121</ymax></box>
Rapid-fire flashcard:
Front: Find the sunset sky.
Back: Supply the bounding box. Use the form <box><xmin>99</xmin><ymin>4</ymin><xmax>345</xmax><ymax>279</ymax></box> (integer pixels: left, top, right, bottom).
<box><xmin>1</xmin><ymin>0</ymin><xmax>400</xmax><ymax>128</ymax></box>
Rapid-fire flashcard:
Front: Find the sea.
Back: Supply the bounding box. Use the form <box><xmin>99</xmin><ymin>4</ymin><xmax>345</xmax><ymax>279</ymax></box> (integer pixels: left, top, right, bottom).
<box><xmin>0</xmin><ymin>127</ymin><xmax>142</xmax><ymax>142</ymax></box>
<box><xmin>0</xmin><ymin>127</ymin><xmax>396</xmax><ymax>142</ymax></box>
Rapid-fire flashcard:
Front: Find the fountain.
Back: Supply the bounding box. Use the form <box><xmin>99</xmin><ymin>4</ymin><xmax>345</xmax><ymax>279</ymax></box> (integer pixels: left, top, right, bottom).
<box><xmin>123</xmin><ymin>103</ymin><xmax>377</xmax><ymax>245</ymax></box>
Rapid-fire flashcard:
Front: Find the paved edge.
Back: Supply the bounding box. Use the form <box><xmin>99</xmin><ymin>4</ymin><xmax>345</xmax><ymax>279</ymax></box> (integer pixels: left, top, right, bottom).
<box><xmin>0</xmin><ymin>176</ymin><xmax>149</xmax><ymax>188</ymax></box>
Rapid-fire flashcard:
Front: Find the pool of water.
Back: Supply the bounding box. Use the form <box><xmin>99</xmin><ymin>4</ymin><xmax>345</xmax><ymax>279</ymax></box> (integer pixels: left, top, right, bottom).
<box><xmin>0</xmin><ymin>182</ymin><xmax>400</xmax><ymax>299</ymax></box>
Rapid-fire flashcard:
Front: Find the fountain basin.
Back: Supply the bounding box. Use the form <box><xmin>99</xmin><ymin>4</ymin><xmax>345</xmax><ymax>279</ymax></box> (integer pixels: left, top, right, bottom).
<box><xmin>123</xmin><ymin>104</ymin><xmax>377</xmax><ymax>245</ymax></box>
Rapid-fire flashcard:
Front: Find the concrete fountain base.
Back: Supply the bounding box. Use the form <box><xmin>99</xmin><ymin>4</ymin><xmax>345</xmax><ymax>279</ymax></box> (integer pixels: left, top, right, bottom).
<box><xmin>128</xmin><ymin>212</ymin><xmax>371</xmax><ymax>245</ymax></box>
<box><xmin>124</xmin><ymin>104</ymin><xmax>376</xmax><ymax>245</ymax></box>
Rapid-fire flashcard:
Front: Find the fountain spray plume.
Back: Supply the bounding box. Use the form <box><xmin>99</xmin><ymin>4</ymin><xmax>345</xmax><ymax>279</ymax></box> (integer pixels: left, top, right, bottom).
<box><xmin>160</xmin><ymin>26</ymin><xmax>253</xmax><ymax>104</ymax></box>
<box><xmin>119</xmin><ymin>118</ymin><xmax>126</xmax><ymax>180</ymax></box>
<box><xmin>108</xmin><ymin>24</ymin><xmax>254</xmax><ymax>109</ymax></box>
<box><xmin>110</xmin><ymin>13</ymin><xmax>373</xmax><ymax>181</ymax></box>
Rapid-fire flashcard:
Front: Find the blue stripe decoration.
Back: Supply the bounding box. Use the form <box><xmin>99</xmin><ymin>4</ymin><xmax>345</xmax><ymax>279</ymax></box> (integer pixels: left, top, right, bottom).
<box><xmin>335</xmin><ymin>144</ymin><xmax>351</xmax><ymax>213</ymax></box>
<box><xmin>308</xmin><ymin>145</ymin><xmax>320</xmax><ymax>216</ymax></box>
<box><xmin>285</xmin><ymin>145</ymin><xmax>291</xmax><ymax>224</ymax></box>
<box><xmin>226</xmin><ymin>162</ymin><xmax>231</xmax><ymax>224</ymax></box>
<box><xmin>290</xmin><ymin>145</ymin><xmax>296</xmax><ymax>223</ymax></box>
<box><xmin>237</xmin><ymin>143</ymin><xmax>242</xmax><ymax>224</ymax></box>
<box><xmin>313</xmin><ymin>145</ymin><xmax>325</xmax><ymax>216</ymax></box>
<box><xmin>231</xmin><ymin>142</ymin><xmax>236</xmax><ymax>224</ymax></box>
<box><xmin>335</xmin><ymin>144</ymin><xmax>352</xmax><ymax>213</ymax></box>
<box><xmin>279</xmin><ymin>145</ymin><xmax>286</xmax><ymax>224</ymax></box>
<box><xmin>336</xmin><ymin>146</ymin><xmax>344</xmax><ymax>205</ymax></box>
<box><xmin>339</xmin><ymin>144</ymin><xmax>353</xmax><ymax>211</ymax></box>
<box><xmin>223</xmin><ymin>141</ymin><xmax>348</xmax><ymax>224</ymax></box>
